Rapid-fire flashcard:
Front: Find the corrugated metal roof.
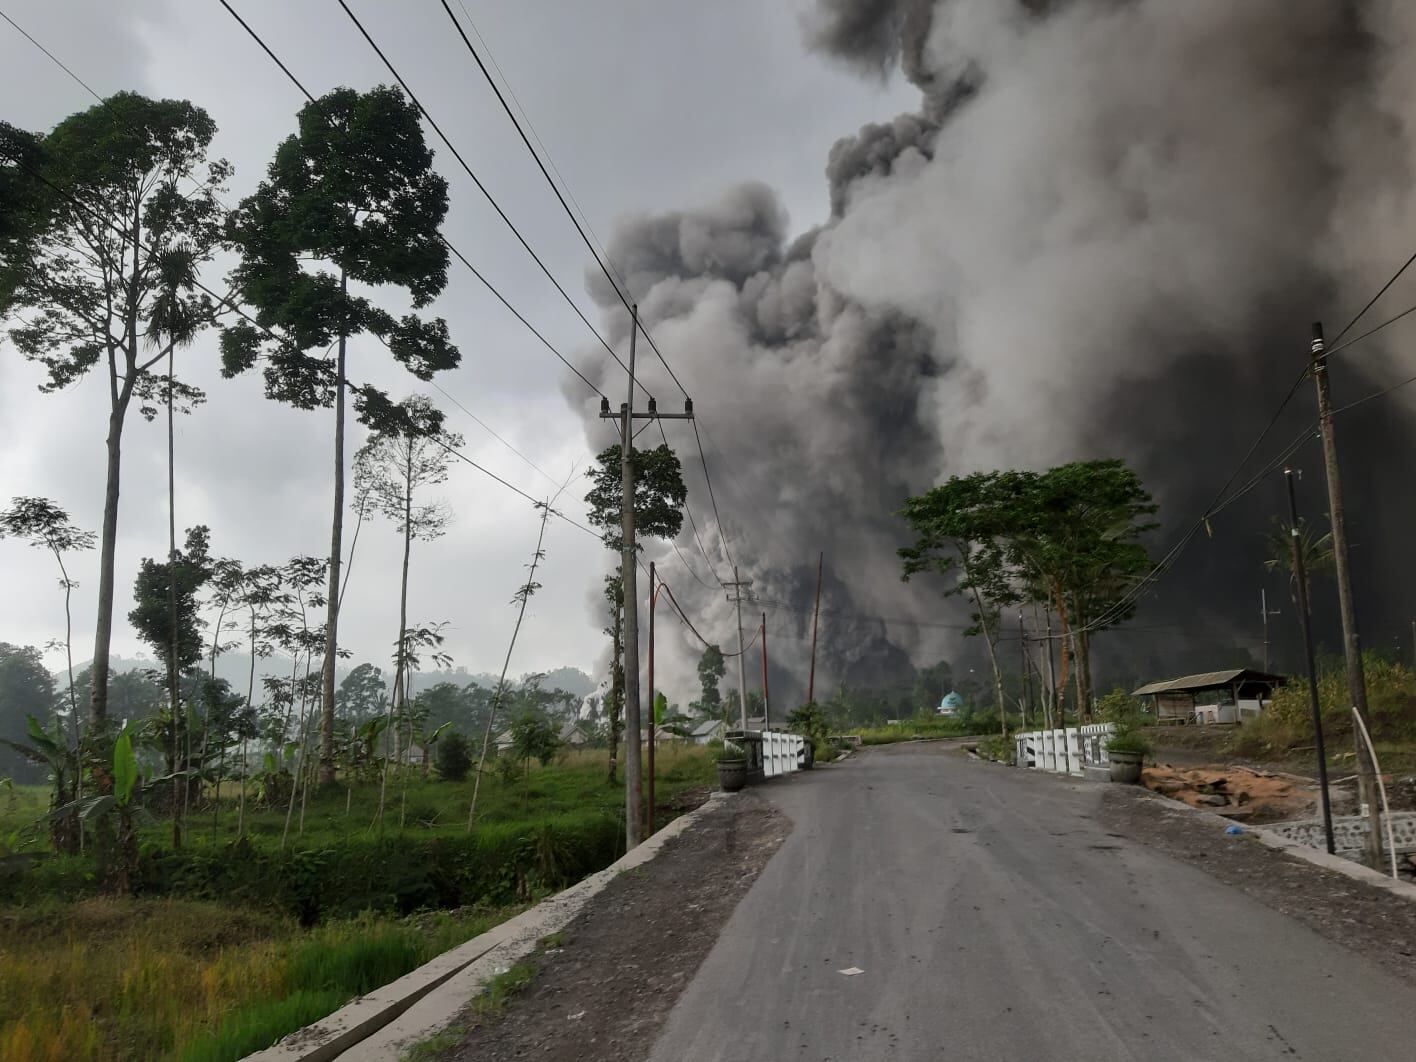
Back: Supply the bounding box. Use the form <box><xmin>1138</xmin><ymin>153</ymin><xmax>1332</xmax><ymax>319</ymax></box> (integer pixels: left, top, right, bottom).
<box><xmin>1131</xmin><ymin>668</ymin><xmax>1286</xmax><ymax>697</ymax></box>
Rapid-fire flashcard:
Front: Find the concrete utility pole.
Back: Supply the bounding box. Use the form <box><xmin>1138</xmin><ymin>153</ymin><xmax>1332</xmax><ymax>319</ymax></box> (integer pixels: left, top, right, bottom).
<box><xmin>1285</xmin><ymin>466</ymin><xmax>1336</xmax><ymax>854</ymax></box>
<box><xmin>724</xmin><ymin>567</ymin><xmax>753</xmax><ymax>730</ymax></box>
<box><xmin>807</xmin><ymin>552</ymin><xmax>823</xmax><ymax>706</ymax></box>
<box><xmin>597</xmin><ymin>305</ymin><xmax>693</xmax><ymax>851</ymax></box>
<box><xmin>1308</xmin><ymin>321</ymin><xmax>1382</xmax><ymax>867</ymax></box>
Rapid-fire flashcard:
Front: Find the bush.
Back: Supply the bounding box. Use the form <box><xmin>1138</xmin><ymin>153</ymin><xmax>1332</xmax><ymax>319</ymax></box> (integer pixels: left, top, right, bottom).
<box><xmin>1105</xmin><ymin>730</ymin><xmax>1152</xmax><ymax>756</ymax></box>
<box><xmin>1267</xmin><ymin>652</ymin><xmax>1416</xmax><ymax>745</ymax></box>
<box><xmin>435</xmin><ymin>731</ymin><xmax>472</xmax><ymax>782</ymax></box>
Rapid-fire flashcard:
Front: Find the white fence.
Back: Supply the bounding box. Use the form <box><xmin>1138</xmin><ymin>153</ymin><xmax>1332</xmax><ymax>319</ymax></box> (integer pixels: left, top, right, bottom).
<box><xmin>1015</xmin><ymin>723</ymin><xmax>1115</xmax><ymax>775</ymax></box>
<box><xmin>762</xmin><ymin>731</ymin><xmax>806</xmax><ymax>778</ymax></box>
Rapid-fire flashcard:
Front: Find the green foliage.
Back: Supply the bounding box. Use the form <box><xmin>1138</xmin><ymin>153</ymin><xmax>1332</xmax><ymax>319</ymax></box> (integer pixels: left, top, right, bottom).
<box><xmin>1265</xmin><ymin>652</ymin><xmax>1416</xmax><ymax>746</ymax></box>
<box><xmin>508</xmin><ymin>713</ymin><xmax>560</xmax><ymax>770</ymax></box>
<box><xmin>695</xmin><ymin>645</ymin><xmax>725</xmax><ymax>715</ymax></box>
<box><xmin>222</xmin><ymin>85</ymin><xmax>459</xmax><ymax>425</ymax></box>
<box><xmin>0</xmin><ymin>645</ymin><xmax>58</xmax><ymax>785</ymax></box>
<box><xmin>435</xmin><ymin>730</ymin><xmax>472</xmax><ymax>782</ymax></box>
<box><xmin>128</xmin><ymin>525</ymin><xmax>213</xmax><ymax>674</ymax></box>
<box><xmin>787</xmin><ymin>701</ymin><xmax>830</xmax><ymax>758</ymax></box>
<box><xmin>584</xmin><ymin>443</ymin><xmax>687</xmax><ymax>551</ymax></box>
<box><xmin>852</xmin><ymin>718</ymin><xmax>976</xmax><ymax>745</ymax></box>
<box><xmin>1105</xmin><ymin>729</ymin><xmax>1153</xmax><ymax>756</ymax></box>
<box><xmin>1095</xmin><ymin>687</ymin><xmax>1146</xmax><ymax>733</ymax></box>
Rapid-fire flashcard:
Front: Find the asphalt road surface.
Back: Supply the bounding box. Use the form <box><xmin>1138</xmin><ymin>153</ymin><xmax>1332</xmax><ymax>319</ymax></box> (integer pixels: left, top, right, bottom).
<box><xmin>648</xmin><ymin>743</ymin><xmax>1415</xmax><ymax>1061</ymax></box>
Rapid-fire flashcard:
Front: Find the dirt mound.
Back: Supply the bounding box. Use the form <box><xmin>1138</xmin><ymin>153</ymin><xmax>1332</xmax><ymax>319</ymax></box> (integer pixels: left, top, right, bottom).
<box><xmin>1142</xmin><ymin>764</ymin><xmax>1317</xmax><ymax>823</ymax></box>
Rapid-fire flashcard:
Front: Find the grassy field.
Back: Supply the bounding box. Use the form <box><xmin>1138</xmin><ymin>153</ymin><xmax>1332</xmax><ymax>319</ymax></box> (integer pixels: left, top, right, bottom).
<box><xmin>0</xmin><ymin>745</ymin><xmax>716</xmax><ymax>1062</ymax></box>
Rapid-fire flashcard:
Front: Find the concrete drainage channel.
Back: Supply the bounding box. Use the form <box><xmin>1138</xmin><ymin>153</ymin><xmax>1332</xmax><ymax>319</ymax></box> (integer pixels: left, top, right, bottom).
<box><xmin>244</xmin><ymin>791</ymin><xmax>734</xmax><ymax>1062</ymax></box>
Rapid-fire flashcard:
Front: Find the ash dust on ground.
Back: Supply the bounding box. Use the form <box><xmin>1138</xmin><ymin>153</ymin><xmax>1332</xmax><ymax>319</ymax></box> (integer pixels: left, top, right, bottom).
<box><xmin>435</xmin><ymin>790</ymin><xmax>787</xmax><ymax>1062</ymax></box>
<box><xmin>1101</xmin><ymin>784</ymin><xmax>1416</xmax><ymax>986</ymax></box>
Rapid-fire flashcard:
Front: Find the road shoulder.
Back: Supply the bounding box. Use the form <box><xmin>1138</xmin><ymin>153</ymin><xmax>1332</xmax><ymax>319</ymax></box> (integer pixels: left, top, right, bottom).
<box><xmin>424</xmin><ymin>790</ymin><xmax>788</xmax><ymax>1062</ymax></box>
<box><xmin>1100</xmin><ymin>783</ymin><xmax>1416</xmax><ymax>985</ymax></box>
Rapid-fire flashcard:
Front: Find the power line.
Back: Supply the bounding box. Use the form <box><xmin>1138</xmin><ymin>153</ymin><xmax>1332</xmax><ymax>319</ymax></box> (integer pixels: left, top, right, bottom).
<box><xmin>329</xmin><ymin>0</ymin><xmax>644</xmax><ymax>395</ymax></box>
<box><xmin>1333</xmin><ymin>248</ymin><xmax>1416</xmax><ymax>344</ymax></box>
<box><xmin>215</xmin><ymin>0</ymin><xmax>614</xmax><ymax>405</ymax></box>
<box><xmin>690</xmin><ymin>417</ymin><xmax>737</xmax><ymax>572</ymax></box>
<box><xmin>1327</xmin><ymin>299</ymin><xmax>1416</xmax><ymax>358</ymax></box>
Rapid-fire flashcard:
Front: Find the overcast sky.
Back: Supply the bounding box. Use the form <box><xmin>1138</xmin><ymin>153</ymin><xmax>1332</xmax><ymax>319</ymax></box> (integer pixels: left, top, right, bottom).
<box><xmin>0</xmin><ymin>0</ymin><xmax>916</xmax><ymax>693</ymax></box>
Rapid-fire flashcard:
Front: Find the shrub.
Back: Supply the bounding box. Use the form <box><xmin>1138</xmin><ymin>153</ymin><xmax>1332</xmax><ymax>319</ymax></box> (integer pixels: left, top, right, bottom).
<box><xmin>1105</xmin><ymin>730</ymin><xmax>1152</xmax><ymax>757</ymax></box>
<box><xmin>435</xmin><ymin>731</ymin><xmax>472</xmax><ymax>782</ymax></box>
<box><xmin>1266</xmin><ymin>652</ymin><xmax>1416</xmax><ymax>745</ymax></box>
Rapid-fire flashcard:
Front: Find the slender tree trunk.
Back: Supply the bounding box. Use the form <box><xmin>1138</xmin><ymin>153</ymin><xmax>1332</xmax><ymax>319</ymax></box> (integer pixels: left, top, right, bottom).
<box><xmin>91</xmin><ymin>392</ymin><xmax>132</xmax><ymax>741</ymax></box>
<box><xmin>239</xmin><ymin>608</ymin><xmax>257</xmax><ymax>839</ymax></box>
<box><xmin>167</xmin><ymin>347</ymin><xmax>183</xmax><ymax>847</ymax></box>
<box><xmin>1052</xmin><ymin>583</ymin><xmax>1073</xmax><ymax>726</ymax></box>
<box><xmin>320</xmin><ymin>270</ymin><xmax>348</xmax><ymax>786</ymax></box>
<box><xmin>961</xmin><ymin>558</ymin><xmax>1007</xmax><ymax>738</ymax></box>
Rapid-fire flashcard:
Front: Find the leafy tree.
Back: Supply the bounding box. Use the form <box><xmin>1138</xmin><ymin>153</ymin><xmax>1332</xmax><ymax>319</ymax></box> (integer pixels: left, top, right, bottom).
<box><xmin>222</xmin><ymin>85</ymin><xmax>460</xmax><ymax>784</ymax></box>
<box><xmin>0</xmin><ymin>95</ymin><xmax>229</xmax><ymax>735</ymax></box>
<box><xmin>694</xmin><ymin>645</ymin><xmax>725</xmax><ymax>718</ymax></box>
<box><xmin>584</xmin><ymin>443</ymin><xmax>687</xmax><ymax>552</ymax></box>
<box><xmin>435</xmin><ymin>728</ymin><xmax>471</xmax><ymax>782</ymax></box>
<box><xmin>68</xmin><ymin>667</ymin><xmax>164</xmax><ymax>725</ymax></box>
<box><xmin>0</xmin><ymin>713</ymin><xmax>80</xmax><ymax>853</ymax></box>
<box><xmin>506</xmin><ymin>712</ymin><xmax>559</xmax><ymax>805</ymax></box>
<box><xmin>0</xmin><ymin>498</ymin><xmax>95</xmax><ymax>747</ymax></box>
<box><xmin>899</xmin><ymin>471</ymin><xmax>1024</xmax><ymax>736</ymax></box>
<box><xmin>354</xmin><ymin>394</ymin><xmax>461</xmax><ymax>747</ymax></box>
<box><xmin>336</xmin><ymin>662</ymin><xmax>389</xmax><ymax>724</ymax></box>
<box><xmin>0</xmin><ymin>645</ymin><xmax>59</xmax><ymax>787</ymax></box>
<box><xmin>1008</xmin><ymin>461</ymin><xmax>1155</xmax><ymax>722</ymax></box>
<box><xmin>1264</xmin><ymin>516</ymin><xmax>1334</xmax><ymax>615</ymax></box>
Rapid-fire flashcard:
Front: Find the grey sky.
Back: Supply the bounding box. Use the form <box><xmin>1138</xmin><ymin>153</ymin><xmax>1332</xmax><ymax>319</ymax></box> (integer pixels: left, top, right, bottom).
<box><xmin>0</xmin><ymin>1</ymin><xmax>917</xmax><ymax>697</ymax></box>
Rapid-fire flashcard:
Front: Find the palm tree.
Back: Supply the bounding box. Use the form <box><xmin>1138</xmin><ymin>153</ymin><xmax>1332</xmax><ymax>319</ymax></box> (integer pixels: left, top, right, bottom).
<box><xmin>1264</xmin><ymin>516</ymin><xmax>1335</xmax><ymax>612</ymax></box>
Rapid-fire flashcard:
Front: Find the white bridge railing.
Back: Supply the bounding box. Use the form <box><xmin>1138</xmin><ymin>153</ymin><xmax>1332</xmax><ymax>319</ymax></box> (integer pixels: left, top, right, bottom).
<box><xmin>1015</xmin><ymin>723</ymin><xmax>1115</xmax><ymax>775</ymax></box>
<box><xmin>762</xmin><ymin>730</ymin><xmax>807</xmax><ymax>778</ymax></box>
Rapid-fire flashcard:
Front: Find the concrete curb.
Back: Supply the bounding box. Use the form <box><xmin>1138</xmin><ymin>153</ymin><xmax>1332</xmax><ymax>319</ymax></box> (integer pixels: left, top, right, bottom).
<box><xmin>1134</xmin><ymin>787</ymin><xmax>1416</xmax><ymax>903</ymax></box>
<box><xmin>244</xmin><ymin>792</ymin><xmax>735</xmax><ymax>1062</ymax></box>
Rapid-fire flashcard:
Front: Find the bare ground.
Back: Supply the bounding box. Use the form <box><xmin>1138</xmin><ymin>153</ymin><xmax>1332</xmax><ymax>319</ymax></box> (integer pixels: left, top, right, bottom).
<box><xmin>431</xmin><ymin>790</ymin><xmax>788</xmax><ymax>1062</ymax></box>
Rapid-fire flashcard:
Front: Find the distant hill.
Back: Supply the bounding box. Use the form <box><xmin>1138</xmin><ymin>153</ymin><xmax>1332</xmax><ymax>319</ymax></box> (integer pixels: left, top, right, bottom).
<box><xmin>62</xmin><ymin>654</ymin><xmax>596</xmax><ymax>698</ymax></box>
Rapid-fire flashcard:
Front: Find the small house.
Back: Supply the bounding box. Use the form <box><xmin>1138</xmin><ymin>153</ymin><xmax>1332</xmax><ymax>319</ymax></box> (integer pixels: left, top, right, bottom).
<box><xmin>1131</xmin><ymin>669</ymin><xmax>1286</xmax><ymax>725</ymax></box>
<box><xmin>936</xmin><ymin>691</ymin><xmax>964</xmax><ymax>717</ymax></box>
<box><xmin>688</xmin><ymin>718</ymin><xmax>726</xmax><ymax>745</ymax></box>
<box><xmin>559</xmin><ymin>719</ymin><xmax>593</xmax><ymax>747</ymax></box>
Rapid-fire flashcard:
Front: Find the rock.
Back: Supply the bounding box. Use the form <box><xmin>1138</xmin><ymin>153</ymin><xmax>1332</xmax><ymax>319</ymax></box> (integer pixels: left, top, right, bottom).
<box><xmin>1198</xmin><ymin>794</ymin><xmax>1229</xmax><ymax>807</ymax></box>
<box><xmin>1156</xmin><ymin>780</ymin><xmax>1187</xmax><ymax>794</ymax></box>
<box><xmin>1236</xmin><ymin>791</ymin><xmax>1251</xmax><ymax>805</ymax></box>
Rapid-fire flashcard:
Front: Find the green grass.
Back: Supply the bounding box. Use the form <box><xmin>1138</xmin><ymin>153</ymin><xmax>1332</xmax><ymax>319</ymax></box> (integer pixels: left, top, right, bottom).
<box><xmin>0</xmin><ymin>896</ymin><xmax>523</xmax><ymax>1062</ymax></box>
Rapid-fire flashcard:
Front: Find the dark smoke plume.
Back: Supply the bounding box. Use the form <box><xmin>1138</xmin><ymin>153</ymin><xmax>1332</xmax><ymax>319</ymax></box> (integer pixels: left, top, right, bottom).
<box><xmin>582</xmin><ymin>0</ymin><xmax>1416</xmax><ymax>705</ymax></box>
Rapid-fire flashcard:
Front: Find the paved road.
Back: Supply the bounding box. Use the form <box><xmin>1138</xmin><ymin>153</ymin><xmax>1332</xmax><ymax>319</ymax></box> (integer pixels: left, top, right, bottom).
<box><xmin>648</xmin><ymin>743</ymin><xmax>1415</xmax><ymax>1061</ymax></box>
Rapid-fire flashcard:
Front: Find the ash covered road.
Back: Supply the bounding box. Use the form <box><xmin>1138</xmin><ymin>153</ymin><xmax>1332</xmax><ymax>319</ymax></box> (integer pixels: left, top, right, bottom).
<box><xmin>648</xmin><ymin>743</ymin><xmax>1415</xmax><ymax>1061</ymax></box>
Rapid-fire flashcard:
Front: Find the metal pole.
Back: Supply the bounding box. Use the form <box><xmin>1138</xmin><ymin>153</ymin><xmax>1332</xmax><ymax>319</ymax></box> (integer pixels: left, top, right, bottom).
<box><xmin>761</xmin><ymin>613</ymin><xmax>770</xmax><ymax>731</ymax></box>
<box><xmin>807</xmin><ymin>551</ymin><xmax>823</xmax><ymax>706</ymax></box>
<box><xmin>733</xmin><ymin>565</ymin><xmax>748</xmax><ymax>731</ymax></box>
<box><xmin>1309</xmin><ymin>322</ymin><xmax>1380</xmax><ymax>866</ymax></box>
<box><xmin>1285</xmin><ymin>465</ymin><xmax>1336</xmax><ymax>855</ymax></box>
<box><xmin>619</xmin><ymin>306</ymin><xmax>642</xmax><ymax>850</ymax></box>
<box><xmin>646</xmin><ymin>561</ymin><xmax>655</xmax><ymax>838</ymax></box>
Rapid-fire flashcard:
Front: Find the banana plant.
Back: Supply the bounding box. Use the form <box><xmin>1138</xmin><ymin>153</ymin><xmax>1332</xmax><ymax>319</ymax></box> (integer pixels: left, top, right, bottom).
<box><xmin>0</xmin><ymin>715</ymin><xmax>81</xmax><ymax>854</ymax></box>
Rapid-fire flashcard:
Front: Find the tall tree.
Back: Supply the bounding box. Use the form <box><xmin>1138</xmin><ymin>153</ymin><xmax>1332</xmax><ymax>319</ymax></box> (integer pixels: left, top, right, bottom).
<box><xmin>0</xmin><ymin>498</ymin><xmax>95</xmax><ymax>748</ymax></box>
<box><xmin>899</xmin><ymin>471</ymin><xmax>1024</xmax><ymax>736</ymax></box>
<box><xmin>336</xmin><ymin>662</ymin><xmax>389</xmax><ymax>725</ymax></box>
<box><xmin>353</xmin><ymin>393</ymin><xmax>461</xmax><ymax>747</ymax></box>
<box><xmin>0</xmin><ymin>644</ymin><xmax>58</xmax><ymax>786</ymax></box>
<box><xmin>222</xmin><ymin>86</ymin><xmax>459</xmax><ymax>784</ymax></box>
<box><xmin>694</xmin><ymin>644</ymin><xmax>726</xmax><ymax>718</ymax></box>
<box><xmin>0</xmin><ymin>95</ymin><xmax>228</xmax><ymax>738</ymax></box>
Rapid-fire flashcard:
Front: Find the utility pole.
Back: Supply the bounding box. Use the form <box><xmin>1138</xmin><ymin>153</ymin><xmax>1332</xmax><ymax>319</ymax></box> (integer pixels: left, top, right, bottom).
<box><xmin>597</xmin><ymin>305</ymin><xmax>693</xmax><ymax>851</ymax></box>
<box><xmin>1308</xmin><ymin>321</ymin><xmax>1382</xmax><ymax>867</ymax></box>
<box><xmin>760</xmin><ymin>613</ymin><xmax>770</xmax><ymax>730</ymax></box>
<box><xmin>1285</xmin><ymin>466</ymin><xmax>1336</xmax><ymax>855</ymax></box>
<box><xmin>1260</xmin><ymin>588</ymin><xmax>1280</xmax><ymax>673</ymax></box>
<box><xmin>807</xmin><ymin>551</ymin><xmax>823</xmax><ymax>706</ymax></box>
<box><xmin>724</xmin><ymin>567</ymin><xmax>753</xmax><ymax>731</ymax></box>
<box><xmin>646</xmin><ymin>560</ymin><xmax>657</xmax><ymax>839</ymax></box>
<box><xmin>1018</xmin><ymin>610</ymin><xmax>1031</xmax><ymax>731</ymax></box>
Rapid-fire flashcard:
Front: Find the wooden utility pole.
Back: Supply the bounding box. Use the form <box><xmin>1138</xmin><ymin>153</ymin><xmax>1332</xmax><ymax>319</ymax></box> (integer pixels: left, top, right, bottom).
<box><xmin>724</xmin><ymin>568</ymin><xmax>753</xmax><ymax>730</ymax></box>
<box><xmin>597</xmin><ymin>305</ymin><xmax>694</xmax><ymax>851</ymax></box>
<box><xmin>1018</xmin><ymin>610</ymin><xmax>1031</xmax><ymax>731</ymax></box>
<box><xmin>1285</xmin><ymin>466</ymin><xmax>1336</xmax><ymax>854</ymax></box>
<box><xmin>646</xmin><ymin>561</ymin><xmax>657</xmax><ymax>838</ymax></box>
<box><xmin>807</xmin><ymin>552</ymin><xmax>823</xmax><ymax>706</ymax></box>
<box><xmin>1308</xmin><ymin>321</ymin><xmax>1382</xmax><ymax>867</ymax></box>
<box><xmin>760</xmin><ymin>613</ymin><xmax>770</xmax><ymax>730</ymax></box>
